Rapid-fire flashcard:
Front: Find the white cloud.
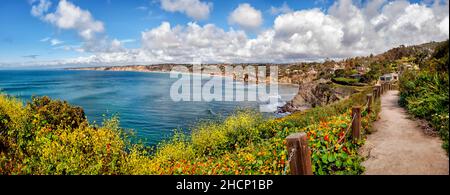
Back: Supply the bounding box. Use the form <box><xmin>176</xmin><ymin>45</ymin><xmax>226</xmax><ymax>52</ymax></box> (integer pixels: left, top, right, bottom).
<box><xmin>160</xmin><ymin>0</ymin><xmax>212</xmax><ymax>20</ymax></box>
<box><xmin>50</xmin><ymin>38</ymin><xmax>63</xmax><ymax>46</ymax></box>
<box><xmin>329</xmin><ymin>0</ymin><xmax>366</xmax><ymax>47</ymax></box>
<box><xmin>135</xmin><ymin>0</ymin><xmax>450</xmax><ymax>63</ymax></box>
<box><xmin>363</xmin><ymin>0</ymin><xmax>386</xmax><ymax>19</ymax></box>
<box><xmin>269</xmin><ymin>2</ymin><xmax>293</xmax><ymax>15</ymax></box>
<box><xmin>362</xmin><ymin>0</ymin><xmax>449</xmax><ymax>52</ymax></box>
<box><xmin>120</xmin><ymin>39</ymin><xmax>136</xmax><ymax>44</ymax></box>
<box><xmin>31</xmin><ymin>0</ymin><xmax>123</xmax><ymax>53</ymax></box>
<box><xmin>140</xmin><ymin>22</ymin><xmax>249</xmax><ymax>62</ymax></box>
<box><xmin>43</xmin><ymin>0</ymin><xmax>104</xmax><ymax>41</ymax></box>
<box><xmin>19</xmin><ymin>0</ymin><xmax>450</xmax><ymax>67</ymax></box>
<box><xmin>53</xmin><ymin>44</ymin><xmax>82</xmax><ymax>52</ymax></box>
<box><xmin>40</xmin><ymin>37</ymin><xmax>64</xmax><ymax>46</ymax></box>
<box><xmin>30</xmin><ymin>0</ymin><xmax>51</xmax><ymax>17</ymax></box>
<box><xmin>272</xmin><ymin>9</ymin><xmax>345</xmax><ymax>58</ymax></box>
<box><xmin>439</xmin><ymin>16</ymin><xmax>449</xmax><ymax>36</ymax></box>
<box><xmin>40</xmin><ymin>37</ymin><xmax>51</xmax><ymax>42</ymax></box>
<box><xmin>228</xmin><ymin>3</ymin><xmax>263</xmax><ymax>31</ymax></box>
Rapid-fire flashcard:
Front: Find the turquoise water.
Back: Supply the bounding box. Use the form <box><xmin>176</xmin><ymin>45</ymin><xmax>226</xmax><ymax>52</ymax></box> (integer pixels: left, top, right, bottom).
<box><xmin>0</xmin><ymin>70</ymin><xmax>298</xmax><ymax>145</ymax></box>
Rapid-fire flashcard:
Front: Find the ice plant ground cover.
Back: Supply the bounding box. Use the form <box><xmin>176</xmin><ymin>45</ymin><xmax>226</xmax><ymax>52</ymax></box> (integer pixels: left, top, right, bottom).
<box><xmin>146</xmin><ymin>107</ymin><xmax>377</xmax><ymax>175</ymax></box>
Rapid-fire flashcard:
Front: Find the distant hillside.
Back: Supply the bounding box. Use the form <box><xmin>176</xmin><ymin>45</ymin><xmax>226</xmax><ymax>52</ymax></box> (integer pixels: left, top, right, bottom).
<box><xmin>68</xmin><ymin>40</ymin><xmax>447</xmax><ymax>113</ymax></box>
<box><xmin>68</xmin><ymin>40</ymin><xmax>445</xmax><ymax>84</ymax></box>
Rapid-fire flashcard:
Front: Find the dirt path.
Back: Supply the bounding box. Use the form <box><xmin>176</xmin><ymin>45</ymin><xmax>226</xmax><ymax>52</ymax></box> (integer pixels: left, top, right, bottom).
<box><xmin>360</xmin><ymin>90</ymin><xmax>449</xmax><ymax>175</ymax></box>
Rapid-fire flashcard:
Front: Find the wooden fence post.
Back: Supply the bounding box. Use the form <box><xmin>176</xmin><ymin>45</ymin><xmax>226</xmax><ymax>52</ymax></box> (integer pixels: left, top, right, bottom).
<box><xmin>366</xmin><ymin>94</ymin><xmax>372</xmax><ymax>114</ymax></box>
<box><xmin>285</xmin><ymin>132</ymin><xmax>313</xmax><ymax>175</ymax></box>
<box><xmin>379</xmin><ymin>84</ymin><xmax>382</xmax><ymax>95</ymax></box>
<box><xmin>380</xmin><ymin>84</ymin><xmax>383</xmax><ymax>95</ymax></box>
<box><xmin>373</xmin><ymin>88</ymin><xmax>378</xmax><ymax>100</ymax></box>
<box><xmin>352</xmin><ymin>106</ymin><xmax>362</xmax><ymax>142</ymax></box>
<box><xmin>375</xmin><ymin>84</ymin><xmax>381</xmax><ymax>98</ymax></box>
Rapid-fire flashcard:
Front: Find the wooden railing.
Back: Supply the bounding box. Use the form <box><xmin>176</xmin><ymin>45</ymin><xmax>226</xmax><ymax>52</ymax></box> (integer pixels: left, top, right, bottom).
<box><xmin>284</xmin><ymin>82</ymin><xmax>392</xmax><ymax>175</ymax></box>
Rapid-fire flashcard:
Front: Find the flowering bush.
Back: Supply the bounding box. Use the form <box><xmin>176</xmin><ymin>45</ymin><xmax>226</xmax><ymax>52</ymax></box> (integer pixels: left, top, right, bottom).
<box><xmin>142</xmin><ymin>107</ymin><xmax>376</xmax><ymax>175</ymax></box>
<box><xmin>1</xmin><ymin>86</ymin><xmax>379</xmax><ymax>175</ymax></box>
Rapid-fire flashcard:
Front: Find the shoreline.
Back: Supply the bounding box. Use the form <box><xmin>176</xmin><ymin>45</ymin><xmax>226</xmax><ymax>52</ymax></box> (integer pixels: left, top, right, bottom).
<box><xmin>66</xmin><ymin>67</ymin><xmax>300</xmax><ymax>86</ymax></box>
<box><xmin>68</xmin><ymin>68</ymin><xmax>300</xmax><ymax>115</ymax></box>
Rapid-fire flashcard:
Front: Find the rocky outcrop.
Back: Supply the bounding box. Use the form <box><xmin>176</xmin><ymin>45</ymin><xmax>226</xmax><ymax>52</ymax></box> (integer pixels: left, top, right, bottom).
<box><xmin>279</xmin><ymin>79</ymin><xmax>356</xmax><ymax>113</ymax></box>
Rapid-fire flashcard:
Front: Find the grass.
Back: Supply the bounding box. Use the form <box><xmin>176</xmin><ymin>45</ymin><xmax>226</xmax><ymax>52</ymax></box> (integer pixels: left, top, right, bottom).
<box><xmin>332</xmin><ymin>77</ymin><xmax>361</xmax><ymax>86</ymax></box>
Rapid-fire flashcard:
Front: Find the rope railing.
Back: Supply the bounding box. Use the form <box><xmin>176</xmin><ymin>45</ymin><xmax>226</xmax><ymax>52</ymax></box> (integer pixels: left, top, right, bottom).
<box><xmin>337</xmin><ymin>113</ymin><xmax>357</xmax><ymax>144</ymax></box>
<box><xmin>361</xmin><ymin>101</ymin><xmax>369</xmax><ymax>114</ymax></box>
<box><xmin>283</xmin><ymin>148</ymin><xmax>296</xmax><ymax>175</ymax></box>
<box><xmin>284</xmin><ymin>82</ymin><xmax>390</xmax><ymax>175</ymax></box>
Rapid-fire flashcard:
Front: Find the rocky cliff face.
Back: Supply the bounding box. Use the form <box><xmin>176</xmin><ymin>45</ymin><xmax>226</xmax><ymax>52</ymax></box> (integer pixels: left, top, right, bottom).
<box><xmin>279</xmin><ymin>79</ymin><xmax>356</xmax><ymax>113</ymax></box>
<box><xmin>72</xmin><ymin>64</ymin><xmax>179</xmax><ymax>72</ymax></box>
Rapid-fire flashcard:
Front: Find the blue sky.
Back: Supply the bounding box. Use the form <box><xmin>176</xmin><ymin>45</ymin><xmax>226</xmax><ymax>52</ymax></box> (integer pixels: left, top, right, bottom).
<box><xmin>0</xmin><ymin>0</ymin><xmax>447</xmax><ymax>67</ymax></box>
<box><xmin>0</xmin><ymin>0</ymin><xmax>330</xmax><ymax>60</ymax></box>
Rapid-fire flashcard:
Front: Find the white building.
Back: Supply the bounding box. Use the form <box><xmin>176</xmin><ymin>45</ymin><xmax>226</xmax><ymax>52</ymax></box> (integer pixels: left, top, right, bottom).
<box><xmin>380</xmin><ymin>73</ymin><xmax>399</xmax><ymax>81</ymax></box>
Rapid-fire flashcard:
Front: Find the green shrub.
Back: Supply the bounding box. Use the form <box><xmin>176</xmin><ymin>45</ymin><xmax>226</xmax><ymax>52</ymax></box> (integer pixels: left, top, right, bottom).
<box><xmin>0</xmin><ymin>94</ymin><xmax>140</xmax><ymax>175</ymax></box>
<box><xmin>432</xmin><ymin>113</ymin><xmax>449</xmax><ymax>152</ymax></box>
<box><xmin>1</xmin><ymin>85</ymin><xmax>381</xmax><ymax>175</ymax></box>
<box><xmin>332</xmin><ymin>77</ymin><xmax>360</xmax><ymax>85</ymax></box>
<box><xmin>0</xmin><ymin>109</ymin><xmax>10</xmax><ymax>152</ymax></box>
<box><xmin>191</xmin><ymin>110</ymin><xmax>270</xmax><ymax>156</ymax></box>
<box><xmin>27</xmin><ymin>96</ymin><xmax>86</xmax><ymax>131</ymax></box>
<box><xmin>0</xmin><ymin>95</ymin><xmax>29</xmax><ymax>163</ymax></box>
<box><xmin>398</xmin><ymin>40</ymin><xmax>449</xmax><ymax>153</ymax></box>
<box><xmin>360</xmin><ymin>66</ymin><xmax>382</xmax><ymax>84</ymax></box>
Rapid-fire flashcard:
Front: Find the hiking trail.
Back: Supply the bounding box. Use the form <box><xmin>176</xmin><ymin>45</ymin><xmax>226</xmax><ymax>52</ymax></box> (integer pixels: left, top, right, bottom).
<box><xmin>360</xmin><ymin>90</ymin><xmax>449</xmax><ymax>175</ymax></box>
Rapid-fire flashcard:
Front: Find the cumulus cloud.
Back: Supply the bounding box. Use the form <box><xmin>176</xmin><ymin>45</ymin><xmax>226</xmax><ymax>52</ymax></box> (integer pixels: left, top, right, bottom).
<box><xmin>271</xmin><ymin>9</ymin><xmax>345</xmax><ymax>58</ymax></box>
<box><xmin>30</xmin><ymin>0</ymin><xmax>51</xmax><ymax>17</ymax></box>
<box><xmin>160</xmin><ymin>0</ymin><xmax>212</xmax><ymax>20</ymax></box>
<box><xmin>20</xmin><ymin>0</ymin><xmax>450</xmax><ymax>67</ymax></box>
<box><xmin>228</xmin><ymin>3</ymin><xmax>263</xmax><ymax>31</ymax></box>
<box><xmin>30</xmin><ymin>0</ymin><xmax>123</xmax><ymax>53</ymax></box>
<box><xmin>43</xmin><ymin>0</ymin><xmax>104</xmax><ymax>41</ymax></box>
<box><xmin>140</xmin><ymin>0</ymin><xmax>449</xmax><ymax>62</ymax></box>
<box><xmin>329</xmin><ymin>0</ymin><xmax>366</xmax><ymax>47</ymax></box>
<box><xmin>269</xmin><ymin>2</ymin><xmax>293</xmax><ymax>15</ymax></box>
<box><xmin>372</xmin><ymin>0</ymin><xmax>448</xmax><ymax>48</ymax></box>
<box><xmin>140</xmin><ymin>22</ymin><xmax>249</xmax><ymax>62</ymax></box>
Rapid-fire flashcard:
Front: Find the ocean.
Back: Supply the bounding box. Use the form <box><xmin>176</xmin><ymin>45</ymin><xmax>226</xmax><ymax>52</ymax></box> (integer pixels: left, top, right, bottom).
<box><xmin>0</xmin><ymin>70</ymin><xmax>298</xmax><ymax>145</ymax></box>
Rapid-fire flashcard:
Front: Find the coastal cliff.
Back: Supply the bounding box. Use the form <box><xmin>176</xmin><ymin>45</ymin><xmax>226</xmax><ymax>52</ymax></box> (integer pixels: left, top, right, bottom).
<box><xmin>68</xmin><ymin>41</ymin><xmax>443</xmax><ymax>113</ymax></box>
